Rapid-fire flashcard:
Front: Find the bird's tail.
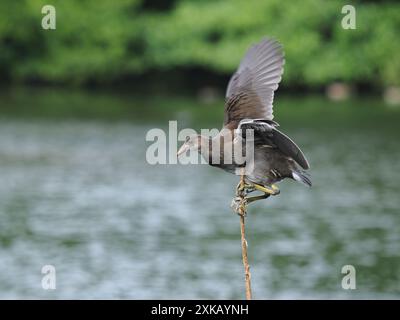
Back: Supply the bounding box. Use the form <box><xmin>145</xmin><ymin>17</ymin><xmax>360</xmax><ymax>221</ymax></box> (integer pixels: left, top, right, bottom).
<box><xmin>292</xmin><ymin>170</ymin><xmax>312</xmax><ymax>187</ymax></box>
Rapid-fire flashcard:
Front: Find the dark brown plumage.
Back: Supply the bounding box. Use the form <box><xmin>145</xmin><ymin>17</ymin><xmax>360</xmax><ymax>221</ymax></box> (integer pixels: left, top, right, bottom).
<box><xmin>178</xmin><ymin>37</ymin><xmax>311</xmax><ymax>191</ymax></box>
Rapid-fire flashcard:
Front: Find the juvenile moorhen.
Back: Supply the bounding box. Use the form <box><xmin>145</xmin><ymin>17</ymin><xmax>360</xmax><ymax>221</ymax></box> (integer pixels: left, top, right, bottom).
<box><xmin>177</xmin><ymin>37</ymin><xmax>311</xmax><ymax>204</ymax></box>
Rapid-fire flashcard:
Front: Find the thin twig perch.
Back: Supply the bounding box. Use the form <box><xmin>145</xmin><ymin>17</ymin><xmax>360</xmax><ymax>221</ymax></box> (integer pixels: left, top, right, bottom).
<box><xmin>235</xmin><ymin>174</ymin><xmax>252</xmax><ymax>300</ymax></box>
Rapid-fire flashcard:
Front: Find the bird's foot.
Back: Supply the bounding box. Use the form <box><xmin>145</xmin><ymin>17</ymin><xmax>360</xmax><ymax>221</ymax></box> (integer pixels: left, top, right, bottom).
<box><xmin>243</xmin><ymin>184</ymin><xmax>256</xmax><ymax>194</ymax></box>
<box><xmin>235</xmin><ymin>181</ymin><xmax>246</xmax><ymax>192</ymax></box>
<box><xmin>235</xmin><ymin>180</ymin><xmax>254</xmax><ymax>193</ymax></box>
<box><xmin>231</xmin><ymin>196</ymin><xmax>247</xmax><ymax>216</ymax></box>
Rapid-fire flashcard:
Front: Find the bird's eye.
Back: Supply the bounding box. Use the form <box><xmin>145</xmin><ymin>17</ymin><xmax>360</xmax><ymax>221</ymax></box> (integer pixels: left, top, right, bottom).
<box><xmin>185</xmin><ymin>136</ymin><xmax>190</xmax><ymax>142</ymax></box>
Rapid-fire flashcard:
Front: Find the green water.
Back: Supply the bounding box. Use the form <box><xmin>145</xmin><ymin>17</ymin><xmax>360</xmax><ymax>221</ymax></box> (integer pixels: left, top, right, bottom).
<box><xmin>0</xmin><ymin>87</ymin><xmax>399</xmax><ymax>299</ymax></box>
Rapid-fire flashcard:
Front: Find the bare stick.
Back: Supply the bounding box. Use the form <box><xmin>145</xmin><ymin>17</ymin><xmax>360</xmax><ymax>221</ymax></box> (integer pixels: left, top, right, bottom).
<box><xmin>236</xmin><ymin>174</ymin><xmax>252</xmax><ymax>300</ymax></box>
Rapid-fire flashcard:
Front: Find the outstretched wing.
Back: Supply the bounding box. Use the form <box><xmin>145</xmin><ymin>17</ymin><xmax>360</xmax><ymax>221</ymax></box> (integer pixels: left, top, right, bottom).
<box><xmin>224</xmin><ymin>38</ymin><xmax>285</xmax><ymax>129</ymax></box>
<box><xmin>237</xmin><ymin>119</ymin><xmax>310</xmax><ymax>170</ymax></box>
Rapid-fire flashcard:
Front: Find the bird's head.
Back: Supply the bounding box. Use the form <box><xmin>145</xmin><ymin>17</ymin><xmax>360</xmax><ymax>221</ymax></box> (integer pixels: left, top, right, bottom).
<box><xmin>177</xmin><ymin>134</ymin><xmax>202</xmax><ymax>157</ymax></box>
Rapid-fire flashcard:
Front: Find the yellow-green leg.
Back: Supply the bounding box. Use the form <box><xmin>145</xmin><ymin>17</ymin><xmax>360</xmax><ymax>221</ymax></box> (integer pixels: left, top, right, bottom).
<box><xmin>232</xmin><ymin>182</ymin><xmax>280</xmax><ymax>212</ymax></box>
<box><xmin>252</xmin><ymin>183</ymin><xmax>280</xmax><ymax>196</ymax></box>
<box><xmin>245</xmin><ymin>193</ymin><xmax>271</xmax><ymax>204</ymax></box>
<box><xmin>236</xmin><ymin>179</ymin><xmax>280</xmax><ymax>196</ymax></box>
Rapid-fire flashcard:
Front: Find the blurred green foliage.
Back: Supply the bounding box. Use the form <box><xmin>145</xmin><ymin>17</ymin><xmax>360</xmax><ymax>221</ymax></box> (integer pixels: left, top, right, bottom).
<box><xmin>0</xmin><ymin>0</ymin><xmax>399</xmax><ymax>87</ymax></box>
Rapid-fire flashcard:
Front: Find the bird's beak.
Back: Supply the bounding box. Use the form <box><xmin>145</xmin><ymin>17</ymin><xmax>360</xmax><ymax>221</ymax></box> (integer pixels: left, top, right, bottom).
<box><xmin>177</xmin><ymin>143</ymin><xmax>189</xmax><ymax>157</ymax></box>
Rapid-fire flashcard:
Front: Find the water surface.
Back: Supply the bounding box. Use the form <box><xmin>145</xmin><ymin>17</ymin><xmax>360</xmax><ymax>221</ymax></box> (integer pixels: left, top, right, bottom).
<box><xmin>0</xmin><ymin>88</ymin><xmax>399</xmax><ymax>299</ymax></box>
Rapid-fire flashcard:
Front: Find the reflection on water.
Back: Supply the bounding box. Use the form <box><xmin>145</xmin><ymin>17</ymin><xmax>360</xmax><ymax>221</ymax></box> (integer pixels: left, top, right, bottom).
<box><xmin>0</xmin><ymin>90</ymin><xmax>399</xmax><ymax>299</ymax></box>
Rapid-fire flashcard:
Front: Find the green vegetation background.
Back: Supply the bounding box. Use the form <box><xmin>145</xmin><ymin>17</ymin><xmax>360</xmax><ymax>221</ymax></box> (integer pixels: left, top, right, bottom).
<box><xmin>1</xmin><ymin>0</ymin><xmax>399</xmax><ymax>89</ymax></box>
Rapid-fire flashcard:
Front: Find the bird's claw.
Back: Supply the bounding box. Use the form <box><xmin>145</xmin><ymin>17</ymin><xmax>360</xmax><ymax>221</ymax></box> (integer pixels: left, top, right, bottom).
<box><xmin>236</xmin><ymin>182</ymin><xmax>255</xmax><ymax>195</ymax></box>
<box><xmin>230</xmin><ymin>196</ymin><xmax>241</xmax><ymax>212</ymax></box>
<box><xmin>231</xmin><ymin>196</ymin><xmax>247</xmax><ymax>216</ymax></box>
<box><xmin>244</xmin><ymin>185</ymin><xmax>255</xmax><ymax>194</ymax></box>
<box><xmin>236</xmin><ymin>182</ymin><xmax>245</xmax><ymax>193</ymax></box>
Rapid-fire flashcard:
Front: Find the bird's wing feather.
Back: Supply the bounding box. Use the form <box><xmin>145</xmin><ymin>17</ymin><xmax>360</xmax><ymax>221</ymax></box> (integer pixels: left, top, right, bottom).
<box><xmin>224</xmin><ymin>38</ymin><xmax>285</xmax><ymax>128</ymax></box>
<box><xmin>271</xmin><ymin>128</ymin><xmax>310</xmax><ymax>169</ymax></box>
<box><xmin>237</xmin><ymin>119</ymin><xmax>310</xmax><ymax>170</ymax></box>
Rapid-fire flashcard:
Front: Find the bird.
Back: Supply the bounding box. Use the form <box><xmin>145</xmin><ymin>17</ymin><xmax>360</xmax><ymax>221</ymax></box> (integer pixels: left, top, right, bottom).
<box><xmin>177</xmin><ymin>37</ymin><xmax>311</xmax><ymax>205</ymax></box>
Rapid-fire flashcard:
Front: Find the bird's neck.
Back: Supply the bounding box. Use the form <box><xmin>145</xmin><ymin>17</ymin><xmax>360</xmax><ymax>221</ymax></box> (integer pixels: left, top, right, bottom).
<box><xmin>197</xmin><ymin>135</ymin><xmax>213</xmax><ymax>163</ymax></box>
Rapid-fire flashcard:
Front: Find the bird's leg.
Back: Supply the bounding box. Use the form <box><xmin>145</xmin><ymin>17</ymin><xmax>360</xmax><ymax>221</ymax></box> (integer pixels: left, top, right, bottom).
<box><xmin>243</xmin><ymin>184</ymin><xmax>256</xmax><ymax>195</ymax></box>
<box><xmin>232</xmin><ymin>182</ymin><xmax>275</xmax><ymax>212</ymax></box>
<box><xmin>252</xmin><ymin>183</ymin><xmax>280</xmax><ymax>196</ymax></box>
<box><xmin>232</xmin><ymin>181</ymin><xmax>279</xmax><ymax>211</ymax></box>
<box><xmin>232</xmin><ymin>191</ymin><xmax>272</xmax><ymax>210</ymax></box>
<box><xmin>238</xmin><ymin>181</ymin><xmax>279</xmax><ymax>196</ymax></box>
<box><xmin>245</xmin><ymin>193</ymin><xmax>271</xmax><ymax>204</ymax></box>
<box><xmin>232</xmin><ymin>177</ymin><xmax>279</xmax><ymax>214</ymax></box>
